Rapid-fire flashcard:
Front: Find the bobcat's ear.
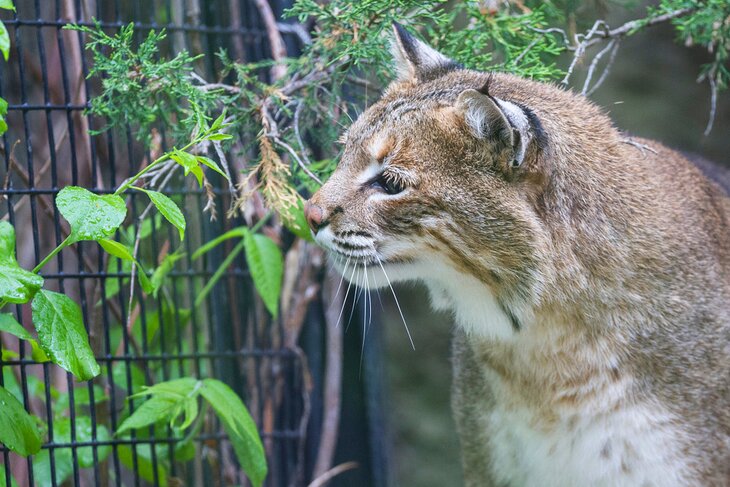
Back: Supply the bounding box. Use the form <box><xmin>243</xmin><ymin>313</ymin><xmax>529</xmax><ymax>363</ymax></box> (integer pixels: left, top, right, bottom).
<box><xmin>456</xmin><ymin>83</ymin><xmax>534</xmax><ymax>168</ymax></box>
<box><xmin>391</xmin><ymin>22</ymin><xmax>460</xmax><ymax>83</ymax></box>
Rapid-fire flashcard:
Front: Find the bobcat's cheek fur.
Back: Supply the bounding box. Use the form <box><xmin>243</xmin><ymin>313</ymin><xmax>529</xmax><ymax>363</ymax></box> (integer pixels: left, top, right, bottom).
<box><xmin>308</xmin><ymin>24</ymin><xmax>730</xmax><ymax>486</ymax></box>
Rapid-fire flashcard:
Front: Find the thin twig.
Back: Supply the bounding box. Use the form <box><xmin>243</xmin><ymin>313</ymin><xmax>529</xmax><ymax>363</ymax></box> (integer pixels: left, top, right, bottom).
<box><xmin>273</xmin><ymin>136</ymin><xmax>323</xmax><ymax>185</ymax></box>
<box><xmin>582</xmin><ymin>39</ymin><xmax>617</xmax><ymax>96</ymax></box>
<box><xmin>276</xmin><ymin>22</ymin><xmax>312</xmax><ymax>45</ymax></box>
<box><xmin>308</xmin><ymin>462</ymin><xmax>359</xmax><ymax>487</ymax></box>
<box><xmin>586</xmin><ymin>39</ymin><xmax>620</xmax><ymax>96</ymax></box>
<box><xmin>704</xmin><ymin>68</ymin><xmax>718</xmax><ymax>136</ymax></box>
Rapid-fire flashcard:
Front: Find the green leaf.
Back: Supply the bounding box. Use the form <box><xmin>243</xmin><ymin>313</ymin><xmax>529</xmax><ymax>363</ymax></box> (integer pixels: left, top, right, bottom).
<box><xmin>243</xmin><ymin>230</ymin><xmax>283</xmax><ymax>318</ymax></box>
<box><xmin>283</xmin><ymin>198</ymin><xmax>314</xmax><ymax>242</ymax></box>
<box><xmin>189</xmin><ymin>165</ymin><xmax>204</xmax><ymax>188</ymax></box>
<box><xmin>136</xmin><ymin>188</ymin><xmax>186</xmax><ymax>240</ymax></box>
<box><xmin>173</xmin><ymin>439</ymin><xmax>196</xmax><ymax>462</ymax></box>
<box><xmin>116</xmin><ymin>395</ymin><xmax>180</xmax><ymax>436</ymax></box>
<box><xmin>0</xmin><ymin>313</ymin><xmax>46</xmax><ymax>362</ymax></box>
<box><xmin>205</xmin><ymin>133</ymin><xmax>233</xmax><ymax>141</ymax></box>
<box><xmin>0</xmin><ymin>117</ymin><xmax>7</xmax><ymax>136</ymax></box>
<box><xmin>201</xmin><ymin>379</ymin><xmax>267</xmax><ymax>487</ymax></box>
<box><xmin>0</xmin><ymin>221</ymin><xmax>44</xmax><ymax>304</ymax></box>
<box><xmin>30</xmin><ymin>339</ymin><xmax>50</xmax><ymax>363</ymax></box>
<box><xmin>32</xmin><ymin>448</ymin><xmax>74</xmax><ymax>487</ymax></box>
<box><xmin>117</xmin><ymin>378</ymin><xmax>202</xmax><ymax>436</ymax></box>
<box><xmin>136</xmin><ymin>266</ymin><xmax>154</xmax><ymax>294</ymax></box>
<box><xmin>131</xmin><ymin>377</ymin><xmax>199</xmax><ymax>400</ymax></box>
<box><xmin>210</xmin><ymin>112</ymin><xmax>226</xmax><ymax>131</ymax></box>
<box><xmin>149</xmin><ymin>251</ymin><xmax>185</xmax><ymax>296</ymax></box>
<box><xmin>0</xmin><ymin>0</ymin><xmax>15</xmax><ymax>11</ymax></box>
<box><xmin>98</xmin><ymin>238</ymin><xmax>135</xmax><ymax>261</ymax></box>
<box><xmin>0</xmin><ymin>312</ymin><xmax>33</xmax><ymax>340</ymax></box>
<box><xmin>196</xmin><ymin>156</ymin><xmax>230</xmax><ymax>181</ymax></box>
<box><xmin>0</xmin><ymin>385</ymin><xmax>42</xmax><ymax>456</ymax></box>
<box><xmin>56</xmin><ymin>186</ymin><xmax>127</xmax><ymax>244</ymax></box>
<box><xmin>119</xmin><ymin>445</ymin><xmax>168</xmax><ymax>486</ymax></box>
<box><xmin>32</xmin><ymin>416</ymin><xmax>111</xmax><ymax>485</ymax></box>
<box><xmin>31</xmin><ymin>290</ymin><xmax>101</xmax><ymax>381</ymax></box>
<box><xmin>170</xmin><ymin>150</ymin><xmax>198</xmax><ymax>173</ymax></box>
<box><xmin>0</xmin><ymin>20</ymin><xmax>9</xmax><ymax>62</ymax></box>
<box><xmin>0</xmin><ymin>96</ymin><xmax>8</xmax><ymax>116</ymax></box>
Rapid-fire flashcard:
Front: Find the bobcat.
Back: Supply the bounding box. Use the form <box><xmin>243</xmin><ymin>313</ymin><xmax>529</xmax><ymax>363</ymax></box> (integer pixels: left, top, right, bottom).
<box><xmin>305</xmin><ymin>24</ymin><xmax>730</xmax><ymax>486</ymax></box>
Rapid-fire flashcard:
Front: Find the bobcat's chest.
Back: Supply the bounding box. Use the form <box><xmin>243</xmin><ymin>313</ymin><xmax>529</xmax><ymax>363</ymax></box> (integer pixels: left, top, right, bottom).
<box><xmin>482</xmin><ymin>371</ymin><xmax>692</xmax><ymax>487</ymax></box>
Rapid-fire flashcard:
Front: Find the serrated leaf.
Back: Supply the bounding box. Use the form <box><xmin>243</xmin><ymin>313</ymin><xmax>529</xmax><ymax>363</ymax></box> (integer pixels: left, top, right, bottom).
<box><xmin>0</xmin><ymin>0</ymin><xmax>15</xmax><ymax>11</ymax></box>
<box><xmin>98</xmin><ymin>239</ymin><xmax>135</xmax><ymax>261</ymax></box>
<box><xmin>31</xmin><ymin>290</ymin><xmax>100</xmax><ymax>381</ymax></box>
<box><xmin>137</xmin><ymin>188</ymin><xmax>186</xmax><ymax>240</ymax></box>
<box><xmin>0</xmin><ymin>385</ymin><xmax>42</xmax><ymax>456</ymax></box>
<box><xmin>0</xmin><ymin>221</ymin><xmax>44</xmax><ymax>304</ymax></box>
<box><xmin>243</xmin><ymin>230</ymin><xmax>283</xmax><ymax>318</ymax></box>
<box><xmin>196</xmin><ymin>156</ymin><xmax>230</xmax><ymax>181</ymax></box>
<box><xmin>200</xmin><ymin>379</ymin><xmax>267</xmax><ymax>487</ymax></box>
<box><xmin>56</xmin><ymin>187</ymin><xmax>127</xmax><ymax>244</ymax></box>
<box><xmin>0</xmin><ymin>21</ymin><xmax>9</xmax><ymax>62</ymax></box>
<box><xmin>0</xmin><ymin>313</ymin><xmax>33</xmax><ymax>340</ymax></box>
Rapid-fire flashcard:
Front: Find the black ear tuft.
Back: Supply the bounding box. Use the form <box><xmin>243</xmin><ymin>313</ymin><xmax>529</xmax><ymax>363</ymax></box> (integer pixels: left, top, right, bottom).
<box><xmin>477</xmin><ymin>73</ymin><xmax>494</xmax><ymax>97</ymax></box>
<box><xmin>390</xmin><ymin>22</ymin><xmax>461</xmax><ymax>82</ymax></box>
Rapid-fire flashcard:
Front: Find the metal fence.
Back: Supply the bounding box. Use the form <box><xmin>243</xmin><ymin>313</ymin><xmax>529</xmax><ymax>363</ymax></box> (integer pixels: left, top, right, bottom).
<box><xmin>0</xmin><ymin>1</ymin><xmax>316</xmax><ymax>485</ymax></box>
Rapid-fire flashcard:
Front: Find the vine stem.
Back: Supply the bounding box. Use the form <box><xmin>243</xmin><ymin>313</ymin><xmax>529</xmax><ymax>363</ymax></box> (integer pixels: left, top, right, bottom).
<box><xmin>31</xmin><ymin>235</ymin><xmax>73</xmax><ymax>274</ymax></box>
<box><xmin>113</xmin><ymin>135</ymin><xmax>202</xmax><ymax>196</ymax></box>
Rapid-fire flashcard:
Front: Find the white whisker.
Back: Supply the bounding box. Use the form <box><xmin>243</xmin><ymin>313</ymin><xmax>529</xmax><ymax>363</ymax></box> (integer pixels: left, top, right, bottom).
<box><xmin>336</xmin><ymin>263</ymin><xmax>358</xmax><ymax>328</ymax></box>
<box><xmin>332</xmin><ymin>255</ymin><xmax>351</xmax><ymax>301</ymax></box>
<box><xmin>346</xmin><ymin>264</ymin><xmax>362</xmax><ymax>332</ymax></box>
<box><xmin>377</xmin><ymin>256</ymin><xmax>415</xmax><ymax>350</ymax></box>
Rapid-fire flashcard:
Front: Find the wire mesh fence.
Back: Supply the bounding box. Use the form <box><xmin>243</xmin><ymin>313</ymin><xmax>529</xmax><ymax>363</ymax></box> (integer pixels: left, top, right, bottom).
<box><xmin>0</xmin><ymin>1</ymin><xmax>313</xmax><ymax>485</ymax></box>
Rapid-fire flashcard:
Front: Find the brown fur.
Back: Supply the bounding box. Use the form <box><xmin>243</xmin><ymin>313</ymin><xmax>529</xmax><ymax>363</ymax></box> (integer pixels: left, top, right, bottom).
<box><xmin>308</xmin><ymin>26</ymin><xmax>730</xmax><ymax>486</ymax></box>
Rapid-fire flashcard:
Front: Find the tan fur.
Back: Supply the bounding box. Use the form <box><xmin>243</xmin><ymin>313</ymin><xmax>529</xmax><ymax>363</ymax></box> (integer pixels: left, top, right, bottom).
<box><xmin>308</xmin><ymin>27</ymin><xmax>730</xmax><ymax>486</ymax></box>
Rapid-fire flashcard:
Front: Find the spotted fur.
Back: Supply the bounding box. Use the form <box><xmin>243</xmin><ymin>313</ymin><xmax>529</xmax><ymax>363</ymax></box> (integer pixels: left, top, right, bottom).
<box><xmin>308</xmin><ymin>24</ymin><xmax>730</xmax><ymax>486</ymax></box>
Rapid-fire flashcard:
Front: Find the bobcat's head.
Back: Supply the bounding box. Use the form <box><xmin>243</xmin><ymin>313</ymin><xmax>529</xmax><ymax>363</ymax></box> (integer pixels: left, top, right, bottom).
<box><xmin>306</xmin><ymin>25</ymin><xmax>571</xmax><ymax>339</ymax></box>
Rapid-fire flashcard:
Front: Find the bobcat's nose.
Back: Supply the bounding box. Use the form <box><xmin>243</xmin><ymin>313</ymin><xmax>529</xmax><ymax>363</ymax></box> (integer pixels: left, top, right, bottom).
<box><xmin>304</xmin><ymin>200</ymin><xmax>325</xmax><ymax>233</ymax></box>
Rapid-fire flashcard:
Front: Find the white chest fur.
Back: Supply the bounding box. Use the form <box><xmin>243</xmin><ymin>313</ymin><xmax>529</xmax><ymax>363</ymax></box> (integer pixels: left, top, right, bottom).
<box><xmin>482</xmin><ymin>372</ymin><xmax>692</xmax><ymax>487</ymax></box>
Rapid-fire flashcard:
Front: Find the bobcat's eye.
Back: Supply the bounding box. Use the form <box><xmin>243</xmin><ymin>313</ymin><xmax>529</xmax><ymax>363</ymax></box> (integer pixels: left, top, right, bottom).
<box><xmin>371</xmin><ymin>172</ymin><xmax>406</xmax><ymax>195</ymax></box>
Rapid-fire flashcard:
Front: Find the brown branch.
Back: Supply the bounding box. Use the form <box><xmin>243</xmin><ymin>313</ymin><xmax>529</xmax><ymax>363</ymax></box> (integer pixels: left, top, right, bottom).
<box><xmin>308</xmin><ymin>462</ymin><xmax>359</xmax><ymax>487</ymax></box>
<box><xmin>562</xmin><ymin>6</ymin><xmax>696</xmax><ymax>86</ymax></box>
<box><xmin>312</xmin><ymin>267</ymin><xmax>345</xmax><ymax>480</ymax></box>
<box><xmin>253</xmin><ymin>0</ymin><xmax>288</xmax><ymax>81</ymax></box>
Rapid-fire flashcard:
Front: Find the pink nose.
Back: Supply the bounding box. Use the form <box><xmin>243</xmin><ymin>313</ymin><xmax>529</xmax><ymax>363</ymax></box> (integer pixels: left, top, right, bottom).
<box><xmin>304</xmin><ymin>200</ymin><xmax>324</xmax><ymax>233</ymax></box>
